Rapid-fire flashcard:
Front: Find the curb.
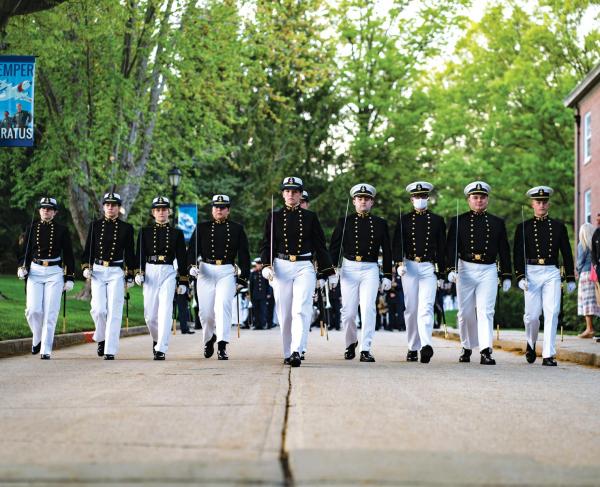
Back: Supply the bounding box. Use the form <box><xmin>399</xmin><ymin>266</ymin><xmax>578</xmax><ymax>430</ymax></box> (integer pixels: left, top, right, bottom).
<box><xmin>0</xmin><ymin>326</ymin><xmax>148</xmax><ymax>359</ymax></box>
<box><xmin>432</xmin><ymin>329</ymin><xmax>600</xmax><ymax>368</ymax></box>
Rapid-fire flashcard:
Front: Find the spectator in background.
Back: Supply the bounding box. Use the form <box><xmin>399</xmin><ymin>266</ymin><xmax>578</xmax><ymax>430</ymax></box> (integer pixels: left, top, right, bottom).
<box><xmin>577</xmin><ymin>223</ymin><xmax>599</xmax><ymax>338</ymax></box>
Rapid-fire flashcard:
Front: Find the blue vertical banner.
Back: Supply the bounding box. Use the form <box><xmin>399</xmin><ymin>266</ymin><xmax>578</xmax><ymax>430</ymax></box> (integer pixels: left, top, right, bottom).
<box><xmin>0</xmin><ymin>55</ymin><xmax>35</xmax><ymax>147</ymax></box>
<box><xmin>177</xmin><ymin>204</ymin><xmax>198</xmax><ymax>243</ymax></box>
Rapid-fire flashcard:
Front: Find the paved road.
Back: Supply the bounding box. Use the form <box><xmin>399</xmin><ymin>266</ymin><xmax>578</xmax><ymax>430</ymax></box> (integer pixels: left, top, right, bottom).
<box><xmin>1</xmin><ymin>328</ymin><xmax>599</xmax><ymax>485</ymax></box>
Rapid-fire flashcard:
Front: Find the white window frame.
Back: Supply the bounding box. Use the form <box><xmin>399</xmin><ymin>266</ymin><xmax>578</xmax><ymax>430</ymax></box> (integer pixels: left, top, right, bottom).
<box><xmin>584</xmin><ymin>189</ymin><xmax>592</xmax><ymax>224</ymax></box>
<box><xmin>584</xmin><ymin>111</ymin><xmax>591</xmax><ymax>163</ymax></box>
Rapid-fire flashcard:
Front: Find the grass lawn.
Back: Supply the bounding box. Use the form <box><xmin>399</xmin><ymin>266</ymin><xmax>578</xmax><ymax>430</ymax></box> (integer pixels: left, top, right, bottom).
<box><xmin>0</xmin><ymin>275</ymin><xmax>146</xmax><ymax>341</ymax></box>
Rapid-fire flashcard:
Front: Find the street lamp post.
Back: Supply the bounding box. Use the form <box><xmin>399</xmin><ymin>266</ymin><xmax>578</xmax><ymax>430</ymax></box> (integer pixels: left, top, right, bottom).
<box><xmin>168</xmin><ymin>166</ymin><xmax>182</xmax><ymax>227</ymax></box>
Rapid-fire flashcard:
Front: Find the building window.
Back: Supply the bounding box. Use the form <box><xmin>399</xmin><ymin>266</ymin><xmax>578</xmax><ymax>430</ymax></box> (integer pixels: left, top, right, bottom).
<box><xmin>584</xmin><ymin>111</ymin><xmax>591</xmax><ymax>163</ymax></box>
<box><xmin>584</xmin><ymin>189</ymin><xmax>592</xmax><ymax>223</ymax></box>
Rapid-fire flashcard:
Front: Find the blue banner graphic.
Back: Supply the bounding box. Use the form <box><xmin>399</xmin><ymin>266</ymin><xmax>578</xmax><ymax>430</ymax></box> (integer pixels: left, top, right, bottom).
<box><xmin>177</xmin><ymin>204</ymin><xmax>198</xmax><ymax>243</ymax></box>
<box><xmin>0</xmin><ymin>55</ymin><xmax>35</xmax><ymax>147</ymax></box>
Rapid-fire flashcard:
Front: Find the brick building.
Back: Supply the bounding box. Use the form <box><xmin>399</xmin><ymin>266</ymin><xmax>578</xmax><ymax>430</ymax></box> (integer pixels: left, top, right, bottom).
<box><xmin>564</xmin><ymin>62</ymin><xmax>600</xmax><ymax>234</ymax></box>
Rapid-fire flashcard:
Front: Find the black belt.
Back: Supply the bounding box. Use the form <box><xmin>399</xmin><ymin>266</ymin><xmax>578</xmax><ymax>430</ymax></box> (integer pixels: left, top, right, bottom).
<box><xmin>277</xmin><ymin>253</ymin><xmax>312</xmax><ymax>262</ymax></box>
<box><xmin>460</xmin><ymin>253</ymin><xmax>496</xmax><ymax>265</ymax></box>
<box><xmin>405</xmin><ymin>255</ymin><xmax>432</xmax><ymax>263</ymax></box>
<box><xmin>344</xmin><ymin>254</ymin><xmax>378</xmax><ymax>263</ymax></box>
<box><xmin>204</xmin><ymin>258</ymin><xmax>234</xmax><ymax>265</ymax></box>
<box><xmin>146</xmin><ymin>255</ymin><xmax>174</xmax><ymax>265</ymax></box>
<box><xmin>526</xmin><ymin>258</ymin><xmax>558</xmax><ymax>266</ymax></box>
<box><xmin>33</xmin><ymin>258</ymin><xmax>61</xmax><ymax>267</ymax></box>
<box><xmin>94</xmin><ymin>258</ymin><xmax>123</xmax><ymax>268</ymax></box>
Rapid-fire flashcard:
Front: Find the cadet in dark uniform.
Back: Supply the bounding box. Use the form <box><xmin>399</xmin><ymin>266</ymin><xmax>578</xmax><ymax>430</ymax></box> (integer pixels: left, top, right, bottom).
<box><xmin>17</xmin><ymin>197</ymin><xmax>75</xmax><ymax>359</ymax></box>
<box><xmin>260</xmin><ymin>177</ymin><xmax>335</xmax><ymax>367</ymax></box>
<box><xmin>134</xmin><ymin>196</ymin><xmax>189</xmax><ymax>360</ymax></box>
<box><xmin>447</xmin><ymin>181</ymin><xmax>512</xmax><ymax>365</ymax></box>
<box><xmin>329</xmin><ymin>183</ymin><xmax>392</xmax><ymax>362</ymax></box>
<box><xmin>188</xmin><ymin>195</ymin><xmax>250</xmax><ymax>360</ymax></box>
<box><xmin>514</xmin><ymin>186</ymin><xmax>576</xmax><ymax>366</ymax></box>
<box><xmin>81</xmin><ymin>192</ymin><xmax>136</xmax><ymax>360</ymax></box>
<box><xmin>393</xmin><ymin>181</ymin><xmax>446</xmax><ymax>363</ymax></box>
<box><xmin>249</xmin><ymin>258</ymin><xmax>271</xmax><ymax>330</ymax></box>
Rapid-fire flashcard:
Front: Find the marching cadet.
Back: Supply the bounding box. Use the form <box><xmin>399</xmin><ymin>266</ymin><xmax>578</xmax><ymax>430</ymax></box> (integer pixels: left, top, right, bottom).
<box><xmin>393</xmin><ymin>182</ymin><xmax>446</xmax><ymax>363</ymax></box>
<box><xmin>329</xmin><ymin>183</ymin><xmax>392</xmax><ymax>362</ymax></box>
<box><xmin>260</xmin><ymin>177</ymin><xmax>335</xmax><ymax>367</ymax></box>
<box><xmin>447</xmin><ymin>182</ymin><xmax>512</xmax><ymax>365</ymax></box>
<box><xmin>249</xmin><ymin>257</ymin><xmax>271</xmax><ymax>330</ymax></box>
<box><xmin>300</xmin><ymin>190</ymin><xmax>310</xmax><ymax>209</ymax></box>
<box><xmin>187</xmin><ymin>195</ymin><xmax>250</xmax><ymax>360</ymax></box>
<box><xmin>134</xmin><ymin>197</ymin><xmax>188</xmax><ymax>360</ymax></box>
<box><xmin>82</xmin><ymin>192</ymin><xmax>135</xmax><ymax>360</ymax></box>
<box><xmin>17</xmin><ymin>197</ymin><xmax>75</xmax><ymax>359</ymax></box>
<box><xmin>513</xmin><ymin>186</ymin><xmax>576</xmax><ymax>366</ymax></box>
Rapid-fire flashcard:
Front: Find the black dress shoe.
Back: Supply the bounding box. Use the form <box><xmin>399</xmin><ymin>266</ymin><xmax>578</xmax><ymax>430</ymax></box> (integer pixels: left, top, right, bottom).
<box><xmin>217</xmin><ymin>341</ymin><xmax>228</xmax><ymax>360</ymax></box>
<box><xmin>344</xmin><ymin>341</ymin><xmax>358</xmax><ymax>360</ymax></box>
<box><xmin>194</xmin><ymin>323</ymin><xmax>202</xmax><ymax>330</ymax></box>
<box><xmin>480</xmin><ymin>347</ymin><xmax>496</xmax><ymax>365</ymax></box>
<box><xmin>204</xmin><ymin>334</ymin><xmax>216</xmax><ymax>358</ymax></box>
<box><xmin>104</xmin><ymin>354</ymin><xmax>115</xmax><ymax>360</ymax></box>
<box><xmin>152</xmin><ymin>341</ymin><xmax>157</xmax><ymax>359</ymax></box>
<box><xmin>154</xmin><ymin>351</ymin><xmax>166</xmax><ymax>360</ymax></box>
<box><xmin>32</xmin><ymin>342</ymin><xmax>41</xmax><ymax>355</ymax></box>
<box><xmin>360</xmin><ymin>351</ymin><xmax>376</xmax><ymax>362</ymax></box>
<box><xmin>290</xmin><ymin>351</ymin><xmax>302</xmax><ymax>367</ymax></box>
<box><xmin>283</xmin><ymin>357</ymin><xmax>291</xmax><ymax>365</ymax></box>
<box><xmin>97</xmin><ymin>341</ymin><xmax>105</xmax><ymax>357</ymax></box>
<box><xmin>420</xmin><ymin>345</ymin><xmax>434</xmax><ymax>363</ymax></box>
<box><xmin>525</xmin><ymin>343</ymin><xmax>536</xmax><ymax>364</ymax></box>
<box><xmin>300</xmin><ymin>351</ymin><xmax>305</xmax><ymax>361</ymax></box>
<box><xmin>406</xmin><ymin>350</ymin><xmax>418</xmax><ymax>362</ymax></box>
<box><xmin>181</xmin><ymin>329</ymin><xmax>195</xmax><ymax>334</ymax></box>
<box><xmin>542</xmin><ymin>357</ymin><xmax>557</xmax><ymax>366</ymax></box>
<box><xmin>459</xmin><ymin>348</ymin><xmax>472</xmax><ymax>363</ymax></box>
<box><xmin>40</xmin><ymin>354</ymin><xmax>50</xmax><ymax>360</ymax></box>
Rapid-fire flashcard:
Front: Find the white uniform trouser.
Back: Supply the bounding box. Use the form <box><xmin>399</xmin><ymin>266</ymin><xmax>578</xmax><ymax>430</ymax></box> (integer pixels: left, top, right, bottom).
<box><xmin>401</xmin><ymin>259</ymin><xmax>437</xmax><ymax>352</ymax></box>
<box><xmin>340</xmin><ymin>258</ymin><xmax>379</xmax><ymax>352</ymax></box>
<box><xmin>272</xmin><ymin>258</ymin><xmax>316</xmax><ymax>358</ymax></box>
<box><xmin>90</xmin><ymin>264</ymin><xmax>125</xmax><ymax>356</ymax></box>
<box><xmin>25</xmin><ymin>262</ymin><xmax>64</xmax><ymax>355</ymax></box>
<box><xmin>143</xmin><ymin>263</ymin><xmax>177</xmax><ymax>353</ymax></box>
<box><xmin>523</xmin><ymin>265</ymin><xmax>561</xmax><ymax>358</ymax></box>
<box><xmin>197</xmin><ymin>263</ymin><xmax>236</xmax><ymax>344</ymax></box>
<box><xmin>456</xmin><ymin>259</ymin><xmax>498</xmax><ymax>351</ymax></box>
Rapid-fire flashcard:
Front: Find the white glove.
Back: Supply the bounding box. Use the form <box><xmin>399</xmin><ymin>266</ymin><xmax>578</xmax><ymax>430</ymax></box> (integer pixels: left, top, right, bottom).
<box><xmin>328</xmin><ymin>272</ymin><xmax>340</xmax><ymax>289</ymax></box>
<box><xmin>248</xmin><ymin>301</ymin><xmax>253</xmax><ymax>309</ymax></box>
<box><xmin>63</xmin><ymin>281</ymin><xmax>74</xmax><ymax>292</ymax></box>
<box><xmin>17</xmin><ymin>267</ymin><xmax>28</xmax><ymax>280</ymax></box>
<box><xmin>177</xmin><ymin>284</ymin><xmax>187</xmax><ymax>295</ymax></box>
<box><xmin>262</xmin><ymin>266</ymin><xmax>274</xmax><ymax>281</ymax></box>
<box><xmin>83</xmin><ymin>268</ymin><xmax>93</xmax><ymax>279</ymax></box>
<box><xmin>126</xmin><ymin>279</ymin><xmax>135</xmax><ymax>289</ymax></box>
<box><xmin>447</xmin><ymin>271</ymin><xmax>457</xmax><ymax>283</ymax></box>
<box><xmin>189</xmin><ymin>265</ymin><xmax>200</xmax><ymax>278</ymax></box>
<box><xmin>502</xmin><ymin>279</ymin><xmax>511</xmax><ymax>292</ymax></box>
<box><xmin>316</xmin><ymin>278</ymin><xmax>326</xmax><ymax>289</ymax></box>
<box><xmin>396</xmin><ymin>263</ymin><xmax>406</xmax><ymax>277</ymax></box>
<box><xmin>518</xmin><ymin>278</ymin><xmax>528</xmax><ymax>291</ymax></box>
<box><xmin>135</xmin><ymin>274</ymin><xmax>144</xmax><ymax>286</ymax></box>
<box><xmin>379</xmin><ymin>277</ymin><xmax>392</xmax><ymax>292</ymax></box>
<box><xmin>567</xmin><ymin>281</ymin><xmax>576</xmax><ymax>294</ymax></box>
<box><xmin>437</xmin><ymin>279</ymin><xmax>444</xmax><ymax>289</ymax></box>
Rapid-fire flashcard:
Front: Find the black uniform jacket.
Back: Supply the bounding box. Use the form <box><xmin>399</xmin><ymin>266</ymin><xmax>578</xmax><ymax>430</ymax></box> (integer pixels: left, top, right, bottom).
<box><xmin>446</xmin><ymin>210</ymin><xmax>512</xmax><ymax>280</ymax></box>
<box><xmin>392</xmin><ymin>210</ymin><xmax>446</xmax><ymax>274</ymax></box>
<box><xmin>259</xmin><ymin>205</ymin><xmax>334</xmax><ymax>278</ymax></box>
<box><xmin>249</xmin><ymin>270</ymin><xmax>271</xmax><ymax>300</ymax></box>
<box><xmin>135</xmin><ymin>222</ymin><xmax>188</xmax><ymax>282</ymax></box>
<box><xmin>81</xmin><ymin>217</ymin><xmax>136</xmax><ymax>276</ymax></box>
<box><xmin>513</xmin><ymin>215</ymin><xmax>574</xmax><ymax>281</ymax></box>
<box><xmin>19</xmin><ymin>219</ymin><xmax>75</xmax><ymax>282</ymax></box>
<box><xmin>329</xmin><ymin>212</ymin><xmax>392</xmax><ymax>278</ymax></box>
<box><xmin>186</xmin><ymin>218</ymin><xmax>250</xmax><ymax>284</ymax></box>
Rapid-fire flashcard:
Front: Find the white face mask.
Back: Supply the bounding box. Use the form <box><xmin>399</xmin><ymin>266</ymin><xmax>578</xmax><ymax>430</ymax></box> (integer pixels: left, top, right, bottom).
<box><xmin>413</xmin><ymin>198</ymin><xmax>428</xmax><ymax>211</ymax></box>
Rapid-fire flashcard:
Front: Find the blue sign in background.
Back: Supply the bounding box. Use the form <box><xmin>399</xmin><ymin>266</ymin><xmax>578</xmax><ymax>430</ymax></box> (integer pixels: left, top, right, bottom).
<box><xmin>177</xmin><ymin>204</ymin><xmax>198</xmax><ymax>243</ymax></box>
<box><xmin>0</xmin><ymin>55</ymin><xmax>35</xmax><ymax>147</ymax></box>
